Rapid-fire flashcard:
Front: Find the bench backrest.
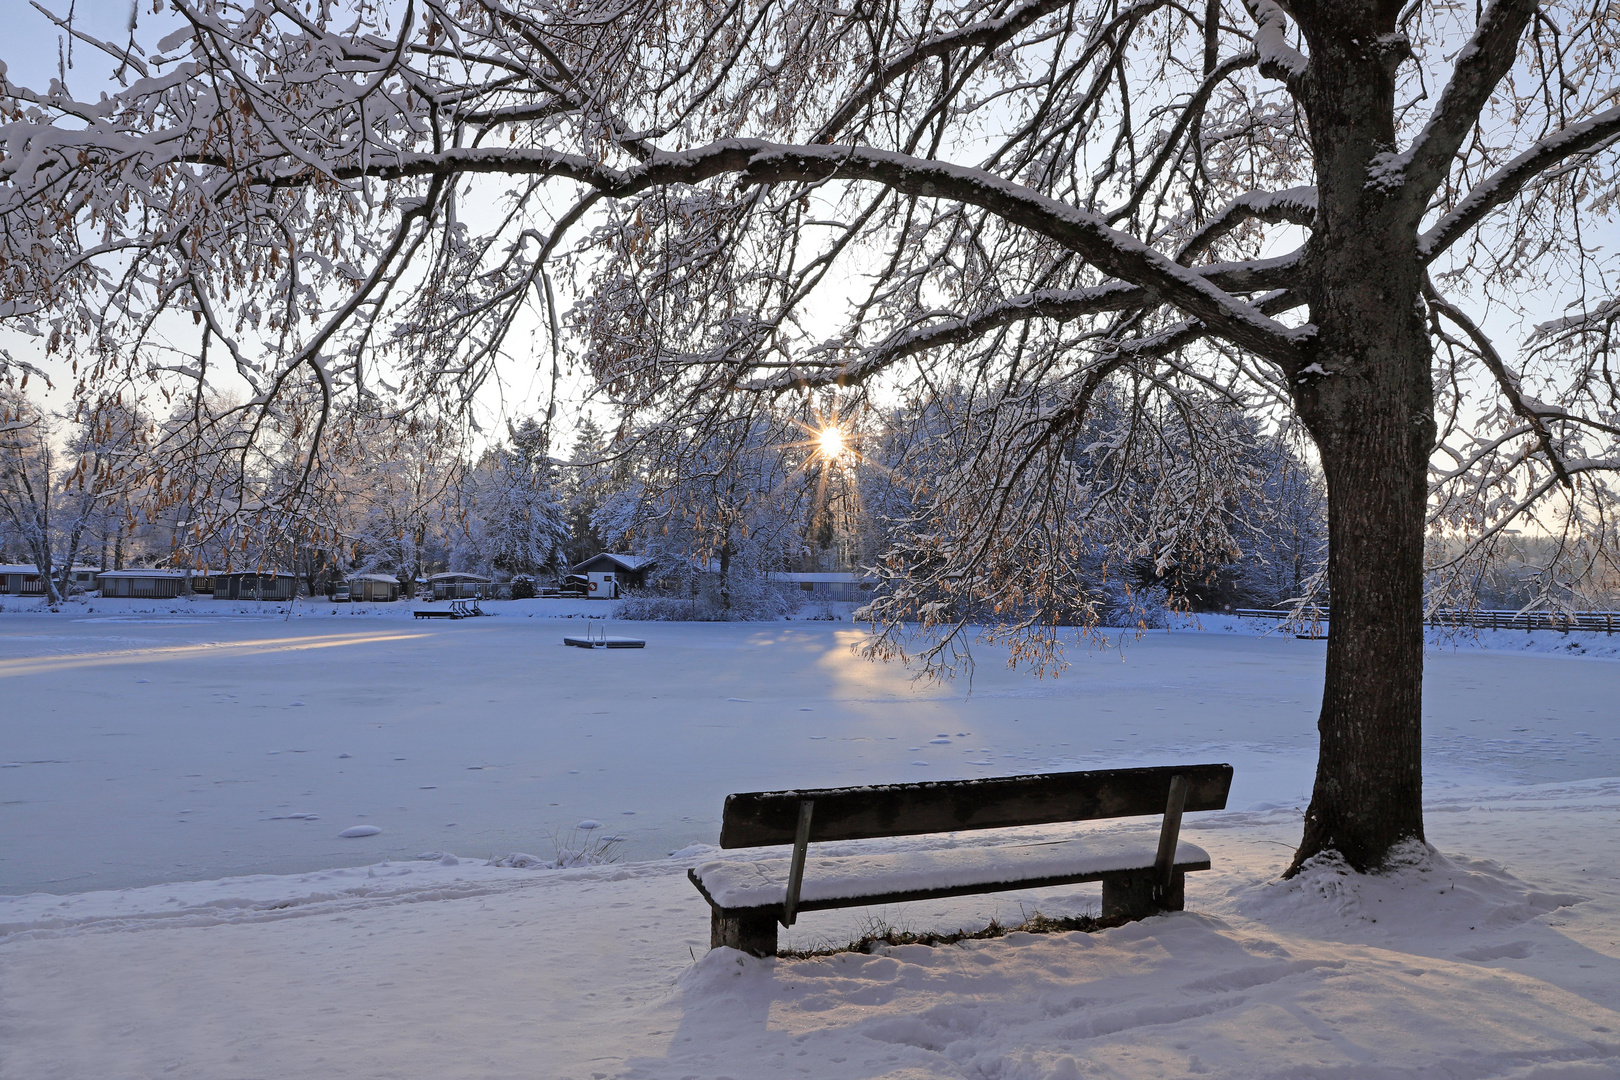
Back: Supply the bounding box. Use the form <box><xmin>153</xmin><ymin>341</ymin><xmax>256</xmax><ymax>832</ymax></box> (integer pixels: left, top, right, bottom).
<box><xmin>717</xmin><ymin>763</ymin><xmax>1233</xmax><ymax>848</ymax></box>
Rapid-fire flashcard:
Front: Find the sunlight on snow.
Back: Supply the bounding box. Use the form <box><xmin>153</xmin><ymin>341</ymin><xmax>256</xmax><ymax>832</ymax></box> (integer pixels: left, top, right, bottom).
<box><xmin>0</xmin><ymin>631</ymin><xmax>432</xmax><ymax>679</ymax></box>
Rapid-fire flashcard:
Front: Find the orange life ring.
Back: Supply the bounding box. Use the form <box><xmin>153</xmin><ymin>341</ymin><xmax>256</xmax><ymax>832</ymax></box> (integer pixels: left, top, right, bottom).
<box><xmin>588</xmin><ymin>580</ymin><xmax>598</xmax><ymax>592</ymax></box>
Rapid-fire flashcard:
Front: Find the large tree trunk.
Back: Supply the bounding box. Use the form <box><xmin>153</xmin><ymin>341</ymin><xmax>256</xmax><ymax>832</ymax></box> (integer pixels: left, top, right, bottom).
<box><xmin>1288</xmin><ymin>15</ymin><xmax>1435</xmax><ymax>872</ymax></box>
<box><xmin>1293</xmin><ymin>400</ymin><xmax>1430</xmax><ymax>871</ymax></box>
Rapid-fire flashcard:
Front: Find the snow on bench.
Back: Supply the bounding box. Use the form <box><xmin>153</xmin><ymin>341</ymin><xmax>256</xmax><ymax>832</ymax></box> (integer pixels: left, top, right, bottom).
<box><xmin>689</xmin><ymin>764</ymin><xmax>1233</xmax><ymax>956</ymax></box>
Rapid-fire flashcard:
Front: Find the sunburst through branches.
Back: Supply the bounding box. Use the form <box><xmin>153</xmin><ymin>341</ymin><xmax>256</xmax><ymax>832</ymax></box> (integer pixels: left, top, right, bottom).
<box><xmin>817</xmin><ymin>424</ymin><xmax>848</xmax><ymax>462</ymax></box>
<box><xmin>775</xmin><ymin>408</ymin><xmax>882</xmax><ymax>573</ymax></box>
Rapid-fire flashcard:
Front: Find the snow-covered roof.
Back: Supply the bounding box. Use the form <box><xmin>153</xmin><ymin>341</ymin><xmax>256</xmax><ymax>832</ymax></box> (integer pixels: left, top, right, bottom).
<box><xmin>426</xmin><ymin>572</ymin><xmax>492</xmax><ymax>583</ymax></box>
<box><xmin>96</xmin><ymin>568</ymin><xmax>191</xmax><ymax>579</ymax></box>
<box><xmin>570</xmin><ymin>553</ymin><xmax>654</xmax><ymax>575</ymax></box>
<box><xmin>1</xmin><ymin>564</ymin><xmax>101</xmax><ymax>574</ymax></box>
<box><xmin>217</xmin><ymin>570</ymin><xmax>297</xmax><ymax>578</ymax></box>
<box><xmin>347</xmin><ymin>574</ymin><xmax>401</xmax><ymax>584</ymax></box>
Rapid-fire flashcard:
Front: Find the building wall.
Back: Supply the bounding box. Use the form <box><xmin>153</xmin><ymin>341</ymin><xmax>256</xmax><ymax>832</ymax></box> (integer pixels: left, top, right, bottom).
<box><xmin>0</xmin><ymin>573</ymin><xmax>41</xmax><ymax>595</ymax></box>
<box><xmin>221</xmin><ymin>575</ymin><xmax>297</xmax><ymax>600</ymax></box>
<box><xmin>99</xmin><ymin>576</ymin><xmax>185</xmax><ymax>599</ymax></box>
<box><xmin>353</xmin><ymin>579</ymin><xmax>399</xmax><ymax>602</ymax></box>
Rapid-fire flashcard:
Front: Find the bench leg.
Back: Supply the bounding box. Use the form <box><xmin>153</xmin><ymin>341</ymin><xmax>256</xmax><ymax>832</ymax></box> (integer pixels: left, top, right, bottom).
<box><xmin>1158</xmin><ymin>869</ymin><xmax>1186</xmax><ymax>912</ymax></box>
<box><xmin>711</xmin><ymin>909</ymin><xmax>778</xmax><ymax>957</ymax></box>
<box><xmin>1101</xmin><ymin>870</ymin><xmax>1185</xmax><ymax>921</ymax></box>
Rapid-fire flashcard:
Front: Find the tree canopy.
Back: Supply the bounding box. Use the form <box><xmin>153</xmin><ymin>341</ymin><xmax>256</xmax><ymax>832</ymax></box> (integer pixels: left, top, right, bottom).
<box><xmin>2</xmin><ymin>0</ymin><xmax>1617</xmax><ymax>872</ymax></box>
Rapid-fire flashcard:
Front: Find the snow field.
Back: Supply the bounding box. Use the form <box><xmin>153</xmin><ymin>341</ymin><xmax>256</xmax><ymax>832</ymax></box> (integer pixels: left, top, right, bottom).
<box><xmin>2</xmin><ymin>602</ymin><xmax>1619</xmax><ymax>1077</ymax></box>
<box><xmin>1</xmin><ymin>786</ymin><xmax>1616</xmax><ymax>1079</ymax></box>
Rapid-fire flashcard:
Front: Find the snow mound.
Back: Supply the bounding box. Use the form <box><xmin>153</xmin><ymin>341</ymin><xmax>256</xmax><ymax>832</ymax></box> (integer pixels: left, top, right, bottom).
<box><xmin>664</xmin><ymin>902</ymin><xmax>1620</xmax><ymax>1080</ymax></box>
<box><xmin>1236</xmin><ymin>840</ymin><xmax>1587</xmax><ymax>941</ymax></box>
<box><xmin>337</xmin><ymin>825</ymin><xmax>382</xmax><ymax>838</ymax></box>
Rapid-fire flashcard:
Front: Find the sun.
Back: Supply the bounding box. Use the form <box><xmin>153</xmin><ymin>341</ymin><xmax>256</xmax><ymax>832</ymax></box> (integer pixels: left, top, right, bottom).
<box><xmin>817</xmin><ymin>424</ymin><xmax>847</xmax><ymax>461</ymax></box>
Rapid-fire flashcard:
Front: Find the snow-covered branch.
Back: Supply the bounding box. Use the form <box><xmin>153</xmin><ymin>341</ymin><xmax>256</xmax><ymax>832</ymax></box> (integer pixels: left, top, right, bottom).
<box><xmin>1424</xmin><ymin>278</ymin><xmax>1572</xmax><ymax>490</ymax></box>
<box><xmin>1176</xmin><ymin>187</ymin><xmax>1316</xmax><ymax>265</ymax></box>
<box><xmin>1399</xmin><ymin>0</ymin><xmax>1540</xmax><ymax>204</ymax></box>
<box><xmin>1241</xmin><ymin>0</ymin><xmax>1307</xmax><ymax>88</ymax></box>
<box><xmin>1419</xmin><ymin>104</ymin><xmax>1620</xmax><ymax>261</ymax></box>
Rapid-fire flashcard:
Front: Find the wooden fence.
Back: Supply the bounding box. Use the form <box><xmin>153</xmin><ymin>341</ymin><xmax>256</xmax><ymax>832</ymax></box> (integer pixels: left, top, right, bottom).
<box><xmin>1229</xmin><ymin>608</ymin><xmax>1619</xmax><ymax>634</ymax></box>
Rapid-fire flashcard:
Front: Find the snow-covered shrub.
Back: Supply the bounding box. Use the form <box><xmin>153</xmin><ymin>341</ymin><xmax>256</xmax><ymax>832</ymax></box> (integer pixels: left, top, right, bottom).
<box><xmin>1099</xmin><ymin>583</ymin><xmax>1173</xmax><ymax>629</ymax></box>
<box><xmin>617</xmin><ymin>576</ymin><xmax>801</xmax><ymax>621</ymax></box>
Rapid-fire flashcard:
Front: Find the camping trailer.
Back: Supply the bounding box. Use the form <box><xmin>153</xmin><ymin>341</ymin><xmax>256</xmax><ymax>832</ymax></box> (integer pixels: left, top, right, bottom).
<box><xmin>95</xmin><ymin>569</ymin><xmax>193</xmax><ymax>598</ymax></box>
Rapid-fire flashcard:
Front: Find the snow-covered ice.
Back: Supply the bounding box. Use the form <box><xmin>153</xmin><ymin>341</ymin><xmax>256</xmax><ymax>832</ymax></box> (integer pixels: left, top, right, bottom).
<box><xmin>4</xmin><ymin>599</ymin><xmax>1618</xmax><ymax>895</ymax></box>
<box><xmin>1</xmin><ymin>598</ymin><xmax>1618</xmax><ymax>1077</ymax></box>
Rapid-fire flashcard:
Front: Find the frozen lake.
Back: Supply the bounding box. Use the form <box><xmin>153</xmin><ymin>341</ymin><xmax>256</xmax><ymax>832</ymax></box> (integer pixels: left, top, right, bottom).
<box><xmin>2</xmin><ymin>601</ymin><xmax>1617</xmax><ymax>894</ymax></box>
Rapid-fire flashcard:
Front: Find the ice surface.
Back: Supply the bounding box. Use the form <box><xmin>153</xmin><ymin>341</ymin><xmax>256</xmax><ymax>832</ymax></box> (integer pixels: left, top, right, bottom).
<box><xmin>2</xmin><ymin>599</ymin><xmax>1619</xmax><ymax>894</ymax></box>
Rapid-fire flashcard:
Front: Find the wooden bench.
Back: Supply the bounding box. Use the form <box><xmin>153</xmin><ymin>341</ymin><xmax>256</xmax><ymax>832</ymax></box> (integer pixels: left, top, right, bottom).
<box><xmin>688</xmin><ymin>763</ymin><xmax>1232</xmax><ymax>956</ymax></box>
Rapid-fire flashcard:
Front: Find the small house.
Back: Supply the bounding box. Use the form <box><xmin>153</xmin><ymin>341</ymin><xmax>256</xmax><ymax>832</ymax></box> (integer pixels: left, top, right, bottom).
<box><xmin>96</xmin><ymin>568</ymin><xmax>193</xmax><ymax>599</ymax></box>
<box><xmin>427</xmin><ymin>572</ymin><xmax>493</xmax><ymax>600</ymax></box>
<box><xmin>216</xmin><ymin>571</ymin><xmax>300</xmax><ymax>601</ymax></box>
<box><xmin>346</xmin><ymin>574</ymin><xmax>402</xmax><ymax>602</ymax></box>
<box><xmin>568</xmin><ymin>554</ymin><xmax>654</xmax><ymax>598</ymax></box>
<box><xmin>1</xmin><ymin>564</ymin><xmax>101</xmax><ymax>595</ymax></box>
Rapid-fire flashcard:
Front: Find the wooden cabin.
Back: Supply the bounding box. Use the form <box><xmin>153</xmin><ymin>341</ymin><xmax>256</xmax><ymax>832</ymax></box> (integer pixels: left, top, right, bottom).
<box><xmin>346</xmin><ymin>574</ymin><xmax>402</xmax><ymax>602</ymax></box>
<box><xmin>568</xmin><ymin>554</ymin><xmax>654</xmax><ymax>597</ymax></box>
<box><xmin>776</xmin><ymin>572</ymin><xmax>879</xmax><ymax>602</ymax></box>
<box><xmin>216</xmin><ymin>571</ymin><xmax>300</xmax><ymax>601</ymax></box>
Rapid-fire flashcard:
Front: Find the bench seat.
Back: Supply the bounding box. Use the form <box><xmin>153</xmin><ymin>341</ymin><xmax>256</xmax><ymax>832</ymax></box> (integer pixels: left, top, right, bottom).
<box><xmin>691</xmin><ymin>835</ymin><xmax>1211</xmax><ymax>912</ymax></box>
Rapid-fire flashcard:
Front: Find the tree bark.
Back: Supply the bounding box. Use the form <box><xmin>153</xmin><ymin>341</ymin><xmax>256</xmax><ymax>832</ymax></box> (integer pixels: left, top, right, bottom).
<box><xmin>1287</xmin><ymin>12</ymin><xmax>1435</xmax><ymax>872</ymax></box>
<box><xmin>1292</xmin><ymin>402</ymin><xmax>1430</xmax><ymax>872</ymax></box>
